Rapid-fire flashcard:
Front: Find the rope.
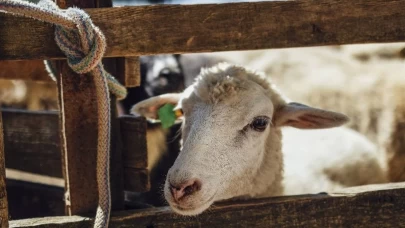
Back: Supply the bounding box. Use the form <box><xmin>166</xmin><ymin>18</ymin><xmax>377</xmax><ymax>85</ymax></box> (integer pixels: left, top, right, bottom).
<box><xmin>0</xmin><ymin>0</ymin><xmax>128</xmax><ymax>227</ymax></box>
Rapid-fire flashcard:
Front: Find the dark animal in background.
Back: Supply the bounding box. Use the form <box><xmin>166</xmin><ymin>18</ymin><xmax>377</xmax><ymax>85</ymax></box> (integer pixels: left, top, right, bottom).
<box><xmin>120</xmin><ymin>54</ymin><xmax>184</xmax><ymax>114</ymax></box>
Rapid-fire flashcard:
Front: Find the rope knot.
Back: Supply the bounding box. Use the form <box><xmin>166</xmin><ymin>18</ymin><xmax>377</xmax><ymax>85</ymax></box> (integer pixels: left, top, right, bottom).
<box><xmin>0</xmin><ymin>1</ymin><xmax>128</xmax><ymax>226</ymax></box>
<box><xmin>55</xmin><ymin>8</ymin><xmax>106</xmax><ymax>74</ymax></box>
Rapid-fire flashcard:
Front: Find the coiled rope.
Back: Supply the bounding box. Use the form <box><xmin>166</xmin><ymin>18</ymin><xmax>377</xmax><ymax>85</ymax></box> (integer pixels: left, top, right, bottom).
<box><xmin>0</xmin><ymin>0</ymin><xmax>128</xmax><ymax>227</ymax></box>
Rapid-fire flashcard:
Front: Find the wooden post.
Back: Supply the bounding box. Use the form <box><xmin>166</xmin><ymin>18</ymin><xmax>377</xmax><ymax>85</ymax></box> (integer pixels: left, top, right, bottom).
<box><xmin>57</xmin><ymin>63</ymin><xmax>99</xmax><ymax>215</ymax></box>
<box><xmin>56</xmin><ymin>0</ymin><xmax>124</xmax><ymax>216</ymax></box>
<box><xmin>0</xmin><ymin>109</ymin><xmax>9</xmax><ymax>228</ymax></box>
<box><xmin>117</xmin><ymin>57</ymin><xmax>141</xmax><ymax>88</ymax></box>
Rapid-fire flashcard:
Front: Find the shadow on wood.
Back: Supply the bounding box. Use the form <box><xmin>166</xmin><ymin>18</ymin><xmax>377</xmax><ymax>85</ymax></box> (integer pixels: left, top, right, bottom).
<box><xmin>9</xmin><ymin>182</ymin><xmax>405</xmax><ymax>228</ymax></box>
<box><xmin>6</xmin><ymin>179</ymin><xmax>64</xmax><ymax>220</ymax></box>
<box><xmin>2</xmin><ymin>108</ymin><xmax>149</xmax><ymax>193</ymax></box>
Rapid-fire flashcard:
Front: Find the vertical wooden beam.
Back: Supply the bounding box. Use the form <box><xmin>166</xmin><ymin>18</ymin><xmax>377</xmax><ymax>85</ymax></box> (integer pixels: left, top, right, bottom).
<box><xmin>117</xmin><ymin>57</ymin><xmax>141</xmax><ymax>88</ymax></box>
<box><xmin>0</xmin><ymin>110</ymin><xmax>9</xmax><ymax>228</ymax></box>
<box><xmin>56</xmin><ymin>0</ymin><xmax>125</xmax><ymax>216</ymax></box>
<box><xmin>57</xmin><ymin>62</ymin><xmax>99</xmax><ymax>215</ymax></box>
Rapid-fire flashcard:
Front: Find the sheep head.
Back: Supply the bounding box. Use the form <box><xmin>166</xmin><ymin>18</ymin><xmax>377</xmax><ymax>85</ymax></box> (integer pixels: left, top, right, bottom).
<box><xmin>131</xmin><ymin>63</ymin><xmax>349</xmax><ymax>216</ymax></box>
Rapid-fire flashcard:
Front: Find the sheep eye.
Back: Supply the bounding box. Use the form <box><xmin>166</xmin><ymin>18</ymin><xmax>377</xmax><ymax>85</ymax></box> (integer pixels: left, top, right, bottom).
<box><xmin>250</xmin><ymin>116</ymin><xmax>270</xmax><ymax>132</ymax></box>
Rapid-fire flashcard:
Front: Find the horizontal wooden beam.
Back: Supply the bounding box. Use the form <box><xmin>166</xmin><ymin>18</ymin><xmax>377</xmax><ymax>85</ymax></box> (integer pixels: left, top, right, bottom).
<box><xmin>0</xmin><ymin>60</ymin><xmax>52</xmax><ymax>82</ymax></box>
<box><xmin>2</xmin><ymin>0</ymin><xmax>405</xmax><ymax>60</ymax></box>
<box><xmin>2</xmin><ymin>109</ymin><xmax>149</xmax><ymax>192</ymax></box>
<box><xmin>0</xmin><ymin>59</ymin><xmax>139</xmax><ymax>86</ymax></box>
<box><xmin>6</xmin><ymin>178</ymin><xmax>64</xmax><ymax>220</ymax></box>
<box><xmin>3</xmin><ymin>109</ymin><xmax>61</xmax><ymax>178</ymax></box>
<box><xmin>9</xmin><ymin>182</ymin><xmax>405</xmax><ymax>227</ymax></box>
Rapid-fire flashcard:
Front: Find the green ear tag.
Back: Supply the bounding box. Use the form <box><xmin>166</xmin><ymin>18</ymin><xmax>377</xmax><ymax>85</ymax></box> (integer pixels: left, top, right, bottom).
<box><xmin>158</xmin><ymin>104</ymin><xmax>177</xmax><ymax>129</ymax></box>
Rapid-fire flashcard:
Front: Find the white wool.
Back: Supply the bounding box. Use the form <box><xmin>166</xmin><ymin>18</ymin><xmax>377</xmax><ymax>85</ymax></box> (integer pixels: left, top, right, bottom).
<box><xmin>132</xmin><ymin>63</ymin><xmax>387</xmax><ymax>216</ymax></box>
<box><xmin>211</xmin><ymin>42</ymin><xmax>405</xmax><ymax>183</ymax></box>
<box><xmin>282</xmin><ymin>127</ymin><xmax>387</xmax><ymax>195</ymax></box>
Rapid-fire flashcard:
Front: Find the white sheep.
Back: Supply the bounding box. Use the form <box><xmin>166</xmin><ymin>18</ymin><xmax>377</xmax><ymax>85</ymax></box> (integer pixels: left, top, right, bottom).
<box><xmin>131</xmin><ymin>63</ymin><xmax>387</xmax><ymax>216</ymax></box>
<box><xmin>209</xmin><ymin>44</ymin><xmax>405</xmax><ymax>183</ymax></box>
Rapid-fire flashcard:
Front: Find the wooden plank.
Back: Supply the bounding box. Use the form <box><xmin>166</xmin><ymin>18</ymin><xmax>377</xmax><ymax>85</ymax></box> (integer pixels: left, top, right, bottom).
<box><xmin>0</xmin><ymin>60</ymin><xmax>52</xmax><ymax>82</ymax></box>
<box><xmin>9</xmin><ymin>182</ymin><xmax>405</xmax><ymax>228</ymax></box>
<box><xmin>123</xmin><ymin>168</ymin><xmax>149</xmax><ymax>193</ymax></box>
<box><xmin>0</xmin><ymin>57</ymin><xmax>140</xmax><ymax>84</ymax></box>
<box><xmin>386</xmin><ymin>86</ymin><xmax>405</xmax><ymax>182</ymax></box>
<box><xmin>57</xmin><ymin>61</ymin><xmax>99</xmax><ymax>216</ymax></box>
<box><xmin>10</xmin><ymin>216</ymin><xmax>92</xmax><ymax>228</ymax></box>
<box><xmin>6</xmin><ymin>169</ymin><xmax>63</xmax><ymax>188</ymax></box>
<box><xmin>3</xmin><ymin>0</ymin><xmax>405</xmax><ymax>60</ymax></box>
<box><xmin>54</xmin><ymin>0</ymin><xmax>122</xmax><ymax>216</ymax></box>
<box><xmin>0</xmin><ymin>109</ymin><xmax>8</xmax><ymax>228</ymax></box>
<box><xmin>120</xmin><ymin>115</ymin><xmax>147</xmax><ymax>169</ymax></box>
<box><xmin>1</xmin><ymin>109</ymin><xmax>148</xmax><ymax>191</ymax></box>
<box><xmin>6</xmin><ymin>179</ymin><xmax>64</xmax><ymax>220</ymax></box>
<box><xmin>117</xmin><ymin>57</ymin><xmax>141</xmax><ymax>88</ymax></box>
<box><xmin>2</xmin><ymin>109</ymin><xmax>61</xmax><ymax>178</ymax></box>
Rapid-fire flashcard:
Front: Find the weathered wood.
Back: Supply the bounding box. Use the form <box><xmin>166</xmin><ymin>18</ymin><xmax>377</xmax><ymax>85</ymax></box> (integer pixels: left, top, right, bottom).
<box><xmin>3</xmin><ymin>109</ymin><xmax>61</xmax><ymax>178</ymax></box>
<box><xmin>57</xmin><ymin>62</ymin><xmax>99</xmax><ymax>216</ymax></box>
<box><xmin>0</xmin><ymin>60</ymin><xmax>52</xmax><ymax>82</ymax></box>
<box><xmin>3</xmin><ymin>0</ymin><xmax>405</xmax><ymax>60</ymax></box>
<box><xmin>117</xmin><ymin>57</ymin><xmax>141</xmax><ymax>88</ymax></box>
<box><xmin>9</xmin><ymin>182</ymin><xmax>405</xmax><ymax>228</ymax></box>
<box><xmin>0</xmin><ymin>58</ymin><xmax>140</xmax><ymax>85</ymax></box>
<box><xmin>10</xmin><ymin>216</ymin><xmax>92</xmax><ymax>228</ymax></box>
<box><xmin>386</xmin><ymin>85</ymin><xmax>405</xmax><ymax>182</ymax></box>
<box><xmin>2</xmin><ymin>108</ymin><xmax>148</xmax><ymax>191</ymax></box>
<box><xmin>55</xmin><ymin>0</ymin><xmax>122</xmax><ymax>216</ymax></box>
<box><xmin>6</xmin><ymin>169</ymin><xmax>63</xmax><ymax>188</ymax></box>
<box><xmin>0</xmin><ymin>109</ymin><xmax>8</xmax><ymax>228</ymax></box>
<box><xmin>6</xmin><ymin>179</ymin><xmax>64</xmax><ymax>220</ymax></box>
<box><xmin>123</xmin><ymin>168</ymin><xmax>149</xmax><ymax>193</ymax></box>
<box><xmin>120</xmin><ymin>115</ymin><xmax>147</xmax><ymax>169</ymax></box>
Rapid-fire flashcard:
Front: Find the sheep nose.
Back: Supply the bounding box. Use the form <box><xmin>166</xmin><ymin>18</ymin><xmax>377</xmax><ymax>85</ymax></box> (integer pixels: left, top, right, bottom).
<box><xmin>169</xmin><ymin>179</ymin><xmax>202</xmax><ymax>202</ymax></box>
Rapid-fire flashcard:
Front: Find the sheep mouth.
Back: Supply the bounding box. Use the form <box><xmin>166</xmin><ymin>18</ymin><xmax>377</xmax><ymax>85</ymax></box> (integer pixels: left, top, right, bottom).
<box><xmin>169</xmin><ymin>194</ymin><xmax>216</xmax><ymax>216</ymax></box>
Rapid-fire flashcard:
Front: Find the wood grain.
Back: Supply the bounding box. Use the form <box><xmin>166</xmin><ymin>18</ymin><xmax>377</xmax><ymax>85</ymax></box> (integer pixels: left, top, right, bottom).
<box><xmin>6</xmin><ymin>179</ymin><xmax>64</xmax><ymax>220</ymax></box>
<box><xmin>117</xmin><ymin>57</ymin><xmax>141</xmax><ymax>88</ymax></box>
<box><xmin>57</xmin><ymin>61</ymin><xmax>99</xmax><ymax>216</ymax></box>
<box><xmin>0</xmin><ymin>60</ymin><xmax>52</xmax><ymax>82</ymax></box>
<box><xmin>55</xmin><ymin>0</ymin><xmax>126</xmax><ymax>216</ymax></box>
<box><xmin>9</xmin><ymin>182</ymin><xmax>405</xmax><ymax>228</ymax></box>
<box><xmin>3</xmin><ymin>109</ymin><xmax>61</xmax><ymax>178</ymax></box>
<box><xmin>2</xmin><ymin>109</ymin><xmax>148</xmax><ymax>191</ymax></box>
<box><xmin>123</xmin><ymin>168</ymin><xmax>149</xmax><ymax>193</ymax></box>
<box><xmin>3</xmin><ymin>0</ymin><xmax>405</xmax><ymax>60</ymax></box>
<box><xmin>0</xmin><ymin>109</ymin><xmax>8</xmax><ymax>228</ymax></box>
<box><xmin>120</xmin><ymin>115</ymin><xmax>147</xmax><ymax>169</ymax></box>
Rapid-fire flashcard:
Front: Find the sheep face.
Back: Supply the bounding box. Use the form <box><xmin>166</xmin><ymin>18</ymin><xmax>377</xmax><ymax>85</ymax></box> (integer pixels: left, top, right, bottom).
<box><xmin>131</xmin><ymin>63</ymin><xmax>349</xmax><ymax>216</ymax></box>
<box><xmin>163</xmin><ymin>80</ymin><xmax>275</xmax><ymax>215</ymax></box>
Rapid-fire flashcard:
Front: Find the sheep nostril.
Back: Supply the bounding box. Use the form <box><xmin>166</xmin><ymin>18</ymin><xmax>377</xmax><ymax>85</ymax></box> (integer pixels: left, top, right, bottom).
<box><xmin>169</xmin><ymin>179</ymin><xmax>202</xmax><ymax>201</ymax></box>
<box><xmin>183</xmin><ymin>179</ymin><xmax>202</xmax><ymax>197</ymax></box>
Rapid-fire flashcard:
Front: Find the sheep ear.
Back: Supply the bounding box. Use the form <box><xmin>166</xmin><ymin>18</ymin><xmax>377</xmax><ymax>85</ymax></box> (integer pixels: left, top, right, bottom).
<box><xmin>273</xmin><ymin>102</ymin><xmax>349</xmax><ymax>129</ymax></box>
<box><xmin>130</xmin><ymin>93</ymin><xmax>182</xmax><ymax>121</ymax></box>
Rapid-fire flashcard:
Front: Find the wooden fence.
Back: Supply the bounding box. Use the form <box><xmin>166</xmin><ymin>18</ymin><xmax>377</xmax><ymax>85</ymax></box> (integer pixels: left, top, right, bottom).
<box><xmin>1</xmin><ymin>0</ymin><xmax>405</xmax><ymax>227</ymax></box>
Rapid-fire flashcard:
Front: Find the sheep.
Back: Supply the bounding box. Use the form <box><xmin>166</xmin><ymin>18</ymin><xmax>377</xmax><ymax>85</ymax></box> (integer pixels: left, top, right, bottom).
<box><xmin>208</xmin><ymin>43</ymin><xmax>405</xmax><ymax>183</ymax></box>
<box><xmin>121</xmin><ymin>54</ymin><xmax>221</xmax><ymax>172</ymax></box>
<box><xmin>131</xmin><ymin>63</ymin><xmax>387</xmax><ymax>215</ymax></box>
<box><xmin>122</xmin><ymin>54</ymin><xmax>223</xmax><ymax>207</ymax></box>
